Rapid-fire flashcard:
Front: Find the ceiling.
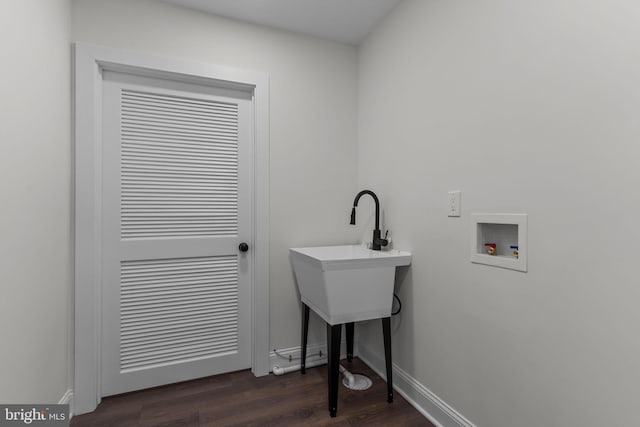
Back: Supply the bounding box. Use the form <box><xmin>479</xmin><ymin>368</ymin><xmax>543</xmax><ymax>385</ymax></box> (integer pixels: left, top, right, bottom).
<box><xmin>160</xmin><ymin>0</ymin><xmax>402</xmax><ymax>45</ymax></box>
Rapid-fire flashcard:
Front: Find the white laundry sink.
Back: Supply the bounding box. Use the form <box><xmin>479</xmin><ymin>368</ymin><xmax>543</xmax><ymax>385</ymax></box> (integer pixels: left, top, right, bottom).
<box><xmin>290</xmin><ymin>245</ymin><xmax>411</xmax><ymax>325</ymax></box>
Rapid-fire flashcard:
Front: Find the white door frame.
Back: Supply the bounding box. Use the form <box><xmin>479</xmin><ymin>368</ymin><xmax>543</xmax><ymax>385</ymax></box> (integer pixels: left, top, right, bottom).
<box><xmin>73</xmin><ymin>43</ymin><xmax>270</xmax><ymax>415</ymax></box>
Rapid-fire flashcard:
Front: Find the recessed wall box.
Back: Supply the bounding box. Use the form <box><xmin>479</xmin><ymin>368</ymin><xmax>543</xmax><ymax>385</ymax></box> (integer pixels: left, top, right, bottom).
<box><xmin>471</xmin><ymin>213</ymin><xmax>527</xmax><ymax>272</ymax></box>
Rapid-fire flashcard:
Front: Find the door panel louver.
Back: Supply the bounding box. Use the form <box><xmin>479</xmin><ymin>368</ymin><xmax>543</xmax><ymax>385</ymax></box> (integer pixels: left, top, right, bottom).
<box><xmin>119</xmin><ymin>256</ymin><xmax>239</xmax><ymax>372</ymax></box>
<box><xmin>120</xmin><ymin>89</ymin><xmax>239</xmax><ymax>239</ymax></box>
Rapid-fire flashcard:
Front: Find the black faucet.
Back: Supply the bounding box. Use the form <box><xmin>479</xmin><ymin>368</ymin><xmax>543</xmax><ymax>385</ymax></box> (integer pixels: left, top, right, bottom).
<box><xmin>350</xmin><ymin>190</ymin><xmax>388</xmax><ymax>251</ymax></box>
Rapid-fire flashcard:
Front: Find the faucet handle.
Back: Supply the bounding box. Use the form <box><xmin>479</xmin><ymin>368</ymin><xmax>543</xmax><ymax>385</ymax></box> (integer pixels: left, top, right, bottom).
<box><xmin>378</xmin><ymin>230</ymin><xmax>389</xmax><ymax>247</ymax></box>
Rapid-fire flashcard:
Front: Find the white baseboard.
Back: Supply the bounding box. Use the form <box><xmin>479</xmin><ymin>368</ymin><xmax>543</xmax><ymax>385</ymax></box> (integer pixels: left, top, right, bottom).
<box><xmin>269</xmin><ymin>340</ymin><xmax>348</xmax><ymax>372</ymax></box>
<box><xmin>358</xmin><ymin>343</ymin><xmax>475</xmax><ymax>427</ymax></box>
<box><xmin>58</xmin><ymin>389</ymin><xmax>74</xmax><ymax>419</ymax></box>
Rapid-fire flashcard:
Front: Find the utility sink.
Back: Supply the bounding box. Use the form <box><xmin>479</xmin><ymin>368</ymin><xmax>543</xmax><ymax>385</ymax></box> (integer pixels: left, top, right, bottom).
<box><xmin>290</xmin><ymin>245</ymin><xmax>411</xmax><ymax>325</ymax></box>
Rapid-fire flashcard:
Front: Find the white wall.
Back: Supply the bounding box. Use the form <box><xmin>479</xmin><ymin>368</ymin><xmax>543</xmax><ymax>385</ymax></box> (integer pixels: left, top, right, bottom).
<box><xmin>70</xmin><ymin>0</ymin><xmax>359</xmax><ymax>351</ymax></box>
<box><xmin>357</xmin><ymin>1</ymin><xmax>640</xmax><ymax>426</ymax></box>
<box><xmin>0</xmin><ymin>0</ymin><xmax>72</xmax><ymax>403</ymax></box>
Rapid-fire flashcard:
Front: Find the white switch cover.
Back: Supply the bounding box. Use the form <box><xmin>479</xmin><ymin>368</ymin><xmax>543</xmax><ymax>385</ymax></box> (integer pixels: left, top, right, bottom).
<box><xmin>448</xmin><ymin>191</ymin><xmax>461</xmax><ymax>217</ymax></box>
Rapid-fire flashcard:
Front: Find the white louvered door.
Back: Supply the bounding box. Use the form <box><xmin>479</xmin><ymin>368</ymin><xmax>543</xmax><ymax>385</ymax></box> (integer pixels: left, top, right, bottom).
<box><xmin>100</xmin><ymin>71</ymin><xmax>252</xmax><ymax>396</ymax></box>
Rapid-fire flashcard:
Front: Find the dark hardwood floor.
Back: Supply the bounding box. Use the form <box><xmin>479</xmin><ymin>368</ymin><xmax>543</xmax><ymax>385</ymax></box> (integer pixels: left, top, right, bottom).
<box><xmin>71</xmin><ymin>358</ymin><xmax>434</xmax><ymax>426</ymax></box>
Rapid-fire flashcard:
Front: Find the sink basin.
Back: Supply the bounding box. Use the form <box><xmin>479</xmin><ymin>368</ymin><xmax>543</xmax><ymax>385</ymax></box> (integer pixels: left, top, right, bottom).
<box><xmin>290</xmin><ymin>245</ymin><xmax>411</xmax><ymax>324</ymax></box>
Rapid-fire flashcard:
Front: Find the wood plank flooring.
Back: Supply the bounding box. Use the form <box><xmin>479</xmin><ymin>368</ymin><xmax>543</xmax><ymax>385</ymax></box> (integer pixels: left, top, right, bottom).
<box><xmin>71</xmin><ymin>358</ymin><xmax>434</xmax><ymax>426</ymax></box>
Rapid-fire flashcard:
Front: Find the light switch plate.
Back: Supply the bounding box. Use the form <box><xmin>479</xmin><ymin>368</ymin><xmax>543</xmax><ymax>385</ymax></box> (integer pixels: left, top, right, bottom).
<box><xmin>448</xmin><ymin>191</ymin><xmax>461</xmax><ymax>217</ymax></box>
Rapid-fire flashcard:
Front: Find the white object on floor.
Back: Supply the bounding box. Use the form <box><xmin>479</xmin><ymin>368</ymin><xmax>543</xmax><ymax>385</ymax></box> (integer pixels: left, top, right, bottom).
<box><xmin>340</xmin><ymin>364</ymin><xmax>372</xmax><ymax>391</ymax></box>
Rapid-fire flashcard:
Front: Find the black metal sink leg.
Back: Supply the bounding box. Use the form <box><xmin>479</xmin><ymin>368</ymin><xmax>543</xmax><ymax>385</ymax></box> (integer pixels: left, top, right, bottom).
<box><xmin>301</xmin><ymin>303</ymin><xmax>309</xmax><ymax>374</ymax></box>
<box><xmin>327</xmin><ymin>323</ymin><xmax>342</xmax><ymax>417</ymax></box>
<box><xmin>345</xmin><ymin>322</ymin><xmax>354</xmax><ymax>362</ymax></box>
<box><xmin>382</xmin><ymin>317</ymin><xmax>393</xmax><ymax>403</ymax></box>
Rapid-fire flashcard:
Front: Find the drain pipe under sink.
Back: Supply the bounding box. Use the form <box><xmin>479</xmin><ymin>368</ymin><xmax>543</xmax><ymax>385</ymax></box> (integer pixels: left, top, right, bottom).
<box><xmin>339</xmin><ymin>364</ymin><xmax>355</xmax><ymax>387</ymax></box>
<box><xmin>340</xmin><ymin>364</ymin><xmax>372</xmax><ymax>391</ymax></box>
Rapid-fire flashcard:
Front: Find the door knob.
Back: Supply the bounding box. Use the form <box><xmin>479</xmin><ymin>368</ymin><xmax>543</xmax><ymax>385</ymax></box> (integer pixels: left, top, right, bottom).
<box><xmin>239</xmin><ymin>242</ymin><xmax>249</xmax><ymax>252</ymax></box>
